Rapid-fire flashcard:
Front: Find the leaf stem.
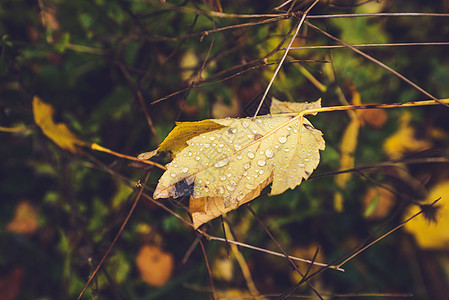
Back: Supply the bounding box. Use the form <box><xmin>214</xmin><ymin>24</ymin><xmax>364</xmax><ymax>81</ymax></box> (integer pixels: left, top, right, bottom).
<box><xmin>300</xmin><ymin>98</ymin><xmax>449</xmax><ymax>118</ymax></box>
<box><xmin>91</xmin><ymin>143</ymin><xmax>167</xmax><ymax>170</ymax></box>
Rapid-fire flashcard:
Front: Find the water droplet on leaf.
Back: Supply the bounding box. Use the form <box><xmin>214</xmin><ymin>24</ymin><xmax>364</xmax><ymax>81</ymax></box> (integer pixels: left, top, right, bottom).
<box><xmin>265</xmin><ymin>148</ymin><xmax>274</xmax><ymax>158</ymax></box>
<box><xmin>215</xmin><ymin>157</ymin><xmax>230</xmax><ymax>168</ymax></box>
<box><xmin>278</xmin><ymin>136</ymin><xmax>287</xmax><ymax>144</ymax></box>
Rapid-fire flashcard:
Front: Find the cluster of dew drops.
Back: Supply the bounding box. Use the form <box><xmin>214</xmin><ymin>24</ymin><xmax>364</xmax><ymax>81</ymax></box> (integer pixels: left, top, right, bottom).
<box><xmin>165</xmin><ymin>117</ymin><xmax>303</xmax><ymax>200</ymax></box>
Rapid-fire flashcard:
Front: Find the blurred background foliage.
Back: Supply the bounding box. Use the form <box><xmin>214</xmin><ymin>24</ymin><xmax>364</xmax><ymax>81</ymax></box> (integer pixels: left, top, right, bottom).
<box><xmin>1</xmin><ymin>0</ymin><xmax>449</xmax><ymax>299</ymax></box>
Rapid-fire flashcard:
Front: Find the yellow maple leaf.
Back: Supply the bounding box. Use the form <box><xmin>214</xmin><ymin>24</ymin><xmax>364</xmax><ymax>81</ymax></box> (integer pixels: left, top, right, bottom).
<box><xmin>33</xmin><ymin>96</ymin><xmax>86</xmax><ymax>154</ymax></box>
<box><xmin>150</xmin><ymin>99</ymin><xmax>325</xmax><ymax>228</ymax></box>
<box><xmin>404</xmin><ymin>181</ymin><xmax>449</xmax><ymax>250</ymax></box>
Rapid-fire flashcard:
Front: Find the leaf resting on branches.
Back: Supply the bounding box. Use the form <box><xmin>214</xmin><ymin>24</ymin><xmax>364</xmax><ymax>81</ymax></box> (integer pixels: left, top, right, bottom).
<box><xmin>148</xmin><ymin>99</ymin><xmax>325</xmax><ymax>228</ymax></box>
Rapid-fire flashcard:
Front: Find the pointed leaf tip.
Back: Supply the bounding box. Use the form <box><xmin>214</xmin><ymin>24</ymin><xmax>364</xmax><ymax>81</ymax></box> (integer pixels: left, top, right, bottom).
<box><xmin>270</xmin><ymin>98</ymin><xmax>321</xmax><ymax>115</ymax></box>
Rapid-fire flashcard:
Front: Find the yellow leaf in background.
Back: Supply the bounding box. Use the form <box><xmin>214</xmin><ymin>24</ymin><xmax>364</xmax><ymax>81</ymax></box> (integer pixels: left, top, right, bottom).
<box><xmin>180</xmin><ymin>51</ymin><xmax>199</xmax><ymax>81</ymax></box>
<box><xmin>212</xmin><ymin>248</ymin><xmax>234</xmax><ymax>282</ymax></box>
<box><xmin>152</xmin><ymin>99</ymin><xmax>325</xmax><ymax>228</ymax></box>
<box><xmin>335</xmin><ymin>120</ymin><xmax>359</xmax><ymax>189</ymax></box>
<box><xmin>135</xmin><ymin>244</ymin><xmax>174</xmax><ymax>287</ymax></box>
<box><xmin>383</xmin><ymin>111</ymin><xmax>432</xmax><ymax>160</ymax></box>
<box><xmin>334</xmin><ymin>88</ymin><xmax>361</xmax><ymax>212</ymax></box>
<box><xmin>404</xmin><ymin>181</ymin><xmax>449</xmax><ymax>250</ymax></box>
<box><xmin>33</xmin><ymin>96</ymin><xmax>86</xmax><ymax>154</ymax></box>
<box><xmin>6</xmin><ymin>200</ymin><xmax>39</xmax><ymax>235</ymax></box>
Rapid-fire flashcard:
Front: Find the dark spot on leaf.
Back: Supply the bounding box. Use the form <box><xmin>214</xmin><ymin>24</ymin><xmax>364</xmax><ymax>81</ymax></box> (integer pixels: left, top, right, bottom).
<box><xmin>173</xmin><ymin>179</ymin><xmax>194</xmax><ymax>198</ymax></box>
<box><xmin>254</xmin><ymin>133</ymin><xmax>263</xmax><ymax>140</ymax></box>
<box><xmin>305</xmin><ymin>170</ymin><xmax>310</xmax><ymax>176</ymax></box>
<box><xmin>304</xmin><ymin>123</ymin><xmax>314</xmax><ymax>130</ymax></box>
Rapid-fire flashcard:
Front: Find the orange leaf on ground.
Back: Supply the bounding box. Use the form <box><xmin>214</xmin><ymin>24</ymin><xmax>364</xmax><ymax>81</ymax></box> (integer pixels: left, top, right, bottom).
<box><xmin>362</xmin><ymin>186</ymin><xmax>395</xmax><ymax>220</ymax></box>
<box><xmin>360</xmin><ymin>109</ymin><xmax>388</xmax><ymax>129</ymax></box>
<box><xmin>135</xmin><ymin>244</ymin><xmax>174</xmax><ymax>287</ymax></box>
<box><xmin>6</xmin><ymin>200</ymin><xmax>39</xmax><ymax>235</ymax></box>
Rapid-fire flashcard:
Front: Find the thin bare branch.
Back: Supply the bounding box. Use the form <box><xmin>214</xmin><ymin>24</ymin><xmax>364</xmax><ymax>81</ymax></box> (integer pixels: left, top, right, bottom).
<box><xmin>77</xmin><ymin>172</ymin><xmax>151</xmax><ymax>300</ymax></box>
<box><xmin>149</xmin><ymin>5</ymin><xmax>449</xmax><ymax>20</ymax></box>
<box><xmin>182</xmin><ymin>236</ymin><xmax>201</xmax><ymax>264</ymax></box>
<box><xmin>215</xmin><ymin>292</ymin><xmax>413</xmax><ymax>298</ymax></box>
<box><xmin>300</xmin><ymin>98</ymin><xmax>449</xmax><ymax>117</ymax></box>
<box><xmin>205</xmin><ymin>234</ymin><xmax>344</xmax><ymax>272</ymax></box>
<box><xmin>142</xmin><ymin>193</ymin><xmax>194</xmax><ymax>228</ymax></box>
<box><xmin>143</xmin><ymin>15</ymin><xmax>285</xmax><ymax>42</ymax></box>
<box><xmin>199</xmin><ymin>237</ymin><xmax>217</xmax><ymax>300</ymax></box>
<box><xmin>151</xmin><ymin>58</ymin><xmax>326</xmax><ymax>105</ymax></box>
<box><xmin>305</xmin><ymin>21</ymin><xmax>448</xmax><ymax>107</ymax></box>
<box><xmin>311</xmin><ymin>157</ymin><xmax>449</xmax><ymax>180</ymax></box>
<box><xmin>197</xmin><ymin>17</ymin><xmax>216</xmax><ymax>83</ymax></box>
<box><xmin>155</xmin><ymin>4</ymin><xmax>288</xmax><ymax>19</ymax></box>
<box><xmin>274</xmin><ymin>0</ymin><xmax>294</xmax><ymax>11</ymax></box>
<box><xmin>116</xmin><ymin>61</ymin><xmax>159</xmax><ymax>145</ymax></box>
<box><xmin>140</xmin><ymin>191</ymin><xmax>342</xmax><ymax>272</ymax></box>
<box><xmin>307</xmin><ymin>12</ymin><xmax>449</xmax><ymax>19</ymax></box>
<box><xmin>252</xmin><ymin>0</ymin><xmax>320</xmax><ymax>119</ymax></box>
<box><xmin>287</xmin><ymin>41</ymin><xmax>449</xmax><ymax>50</ymax></box>
<box><xmin>136</xmin><ymin>90</ymin><xmax>159</xmax><ymax>145</ymax></box>
<box><xmin>336</xmin><ymin>198</ymin><xmax>441</xmax><ymax>268</ymax></box>
<box><xmin>246</xmin><ymin>204</ymin><xmax>324</xmax><ymax>300</ymax></box>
